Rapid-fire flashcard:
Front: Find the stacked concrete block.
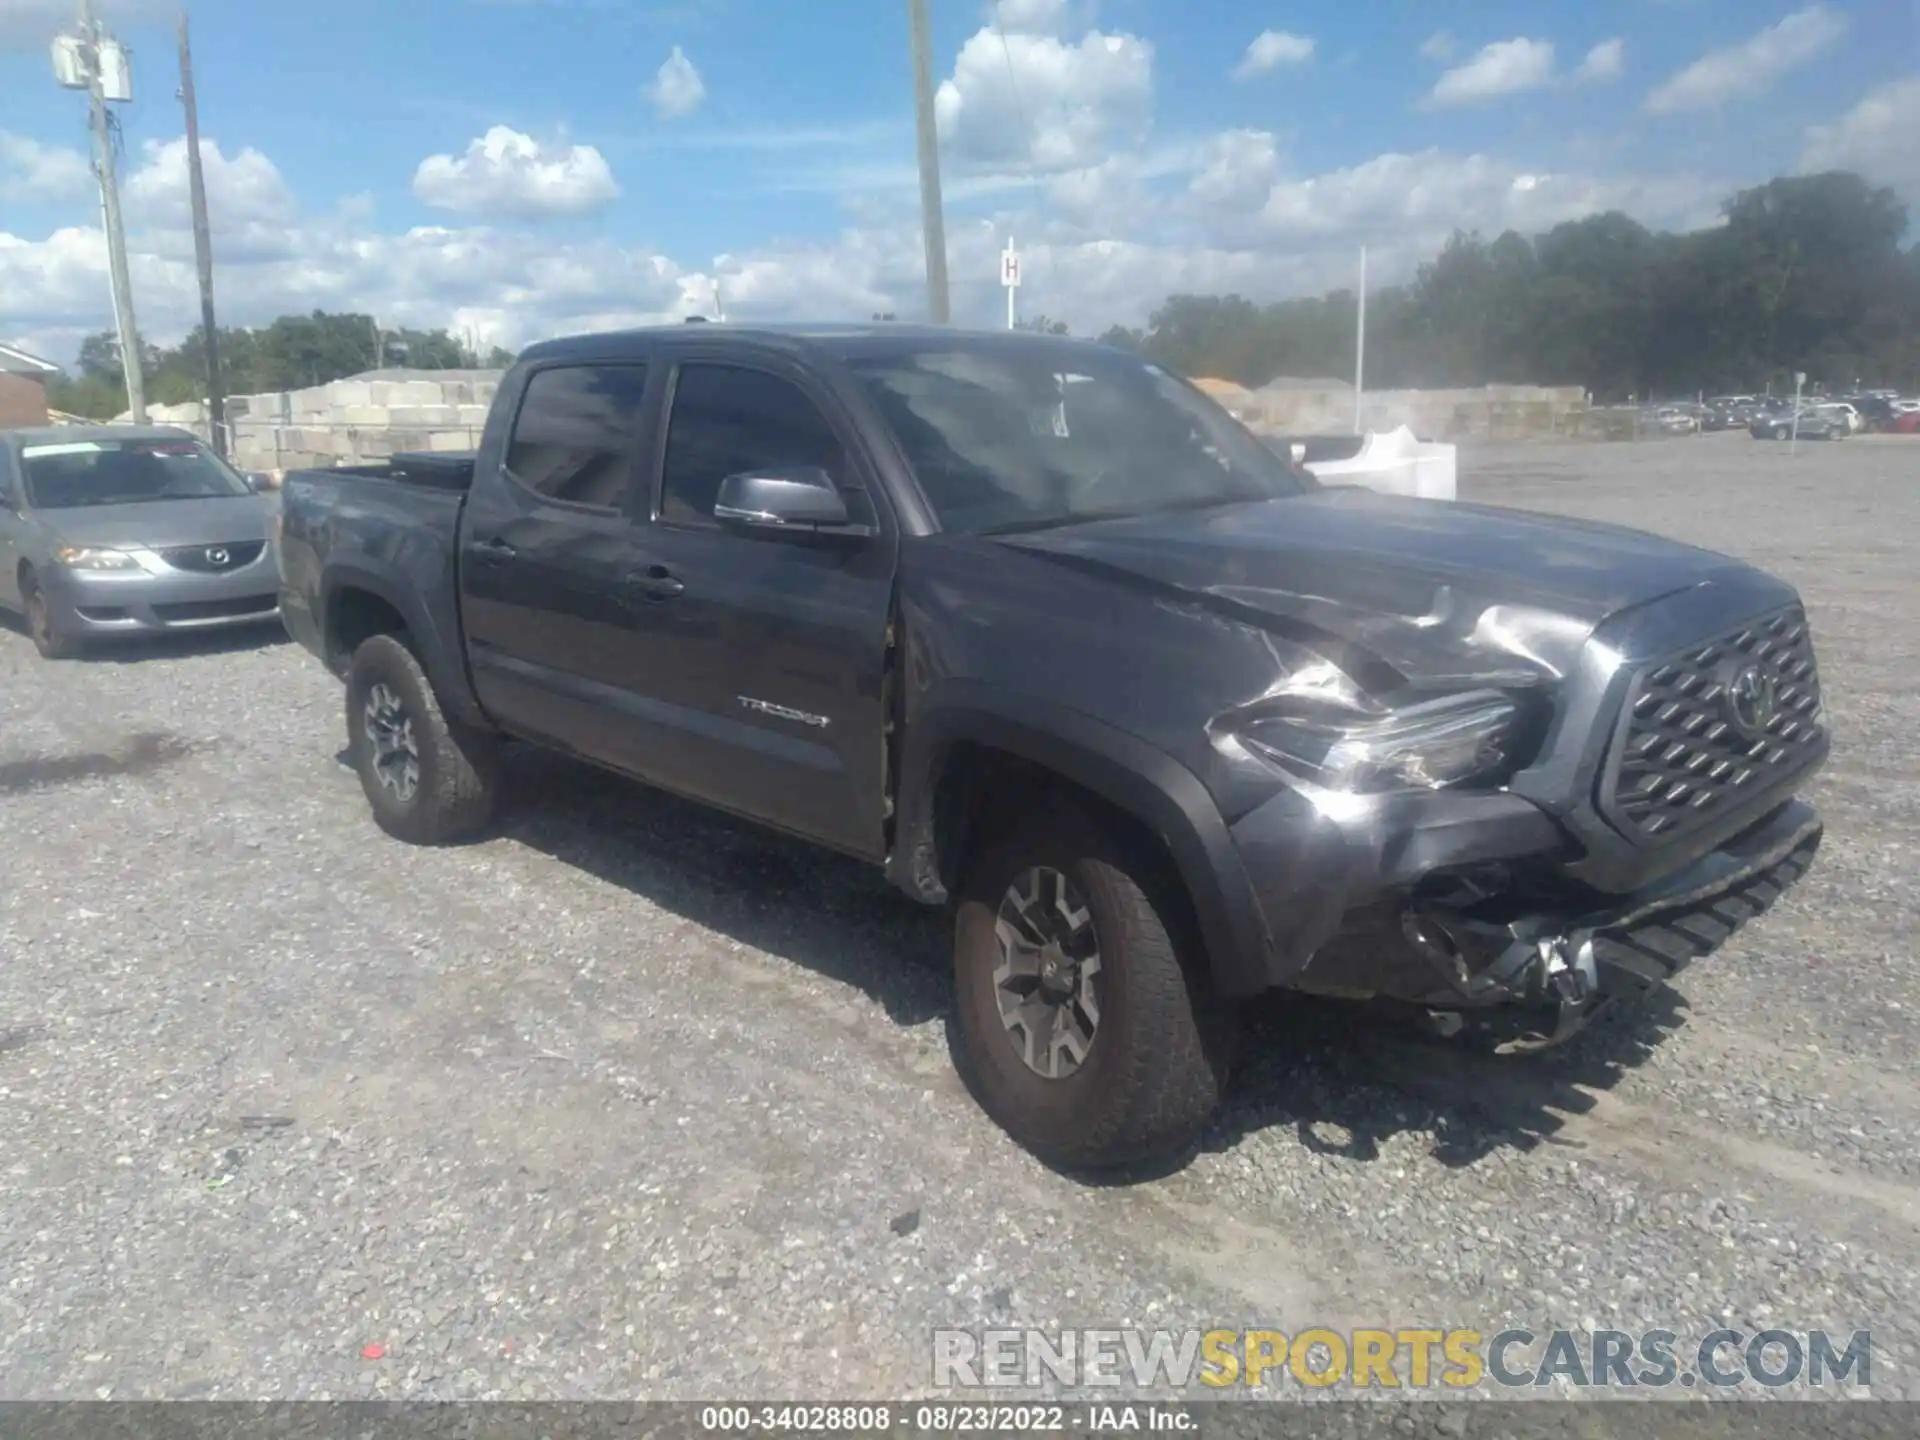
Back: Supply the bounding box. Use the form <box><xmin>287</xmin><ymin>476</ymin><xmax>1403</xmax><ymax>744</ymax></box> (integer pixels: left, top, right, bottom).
<box><xmin>217</xmin><ymin>366</ymin><xmax>508</xmax><ymax>472</ymax></box>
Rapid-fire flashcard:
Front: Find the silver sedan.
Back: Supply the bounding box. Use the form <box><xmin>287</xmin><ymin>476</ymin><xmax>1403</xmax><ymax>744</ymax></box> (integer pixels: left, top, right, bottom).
<box><xmin>0</xmin><ymin>425</ymin><xmax>281</xmax><ymax>659</ymax></box>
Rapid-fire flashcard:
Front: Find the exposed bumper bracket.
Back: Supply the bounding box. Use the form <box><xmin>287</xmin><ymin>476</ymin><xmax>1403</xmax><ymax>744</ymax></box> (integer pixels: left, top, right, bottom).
<box><xmin>1412</xmin><ymin>800</ymin><xmax>1822</xmax><ymax>1049</ymax></box>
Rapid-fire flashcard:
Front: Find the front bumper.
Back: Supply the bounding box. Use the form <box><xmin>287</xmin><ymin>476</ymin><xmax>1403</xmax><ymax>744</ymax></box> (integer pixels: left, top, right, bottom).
<box><xmin>42</xmin><ymin>558</ymin><xmax>281</xmax><ymax>635</ymax></box>
<box><xmin>1264</xmin><ymin>793</ymin><xmax>1821</xmax><ymax>1038</ymax></box>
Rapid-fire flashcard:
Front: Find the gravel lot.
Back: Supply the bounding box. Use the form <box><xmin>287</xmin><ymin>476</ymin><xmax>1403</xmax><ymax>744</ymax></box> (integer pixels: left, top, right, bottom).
<box><xmin>2</xmin><ymin>432</ymin><xmax>1916</xmax><ymax>1410</ymax></box>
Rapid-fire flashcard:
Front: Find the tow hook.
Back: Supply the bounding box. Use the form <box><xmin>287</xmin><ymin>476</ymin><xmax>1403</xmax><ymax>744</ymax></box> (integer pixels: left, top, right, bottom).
<box><xmin>1499</xmin><ymin>933</ymin><xmax>1601</xmax><ymax>1053</ymax></box>
<box><xmin>1540</xmin><ymin>933</ymin><xmax>1598</xmax><ymax>1007</ymax></box>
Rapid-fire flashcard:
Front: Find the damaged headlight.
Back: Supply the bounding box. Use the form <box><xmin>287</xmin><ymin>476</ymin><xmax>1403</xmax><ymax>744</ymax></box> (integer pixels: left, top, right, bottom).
<box><xmin>1233</xmin><ymin>689</ymin><xmax>1522</xmax><ymax>793</ymax></box>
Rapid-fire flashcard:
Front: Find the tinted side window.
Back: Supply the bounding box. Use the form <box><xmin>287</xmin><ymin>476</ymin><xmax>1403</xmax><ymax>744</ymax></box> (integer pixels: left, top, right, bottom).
<box><xmin>504</xmin><ymin>364</ymin><xmax>649</xmax><ymax>510</ymax></box>
<box><xmin>659</xmin><ymin>365</ymin><xmax>846</xmax><ymax>527</ymax></box>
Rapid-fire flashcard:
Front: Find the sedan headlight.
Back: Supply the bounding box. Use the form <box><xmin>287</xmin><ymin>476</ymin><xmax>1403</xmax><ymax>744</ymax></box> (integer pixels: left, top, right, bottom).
<box><xmin>1234</xmin><ymin>690</ymin><xmax>1523</xmax><ymax>793</ymax></box>
<box><xmin>54</xmin><ymin>546</ymin><xmax>142</xmax><ymax>571</ymax></box>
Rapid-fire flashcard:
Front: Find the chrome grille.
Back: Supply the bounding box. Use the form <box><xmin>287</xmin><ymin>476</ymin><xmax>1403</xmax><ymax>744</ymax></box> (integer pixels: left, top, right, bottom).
<box><xmin>1606</xmin><ymin>607</ymin><xmax>1824</xmax><ymax>841</ymax></box>
<box><xmin>157</xmin><ymin>540</ymin><xmax>266</xmax><ymax>573</ymax></box>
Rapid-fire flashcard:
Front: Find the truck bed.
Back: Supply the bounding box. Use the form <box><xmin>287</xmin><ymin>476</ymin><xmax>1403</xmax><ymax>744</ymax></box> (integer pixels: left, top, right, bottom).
<box><xmin>275</xmin><ymin>455</ymin><xmax>471</xmax><ymax>683</ymax></box>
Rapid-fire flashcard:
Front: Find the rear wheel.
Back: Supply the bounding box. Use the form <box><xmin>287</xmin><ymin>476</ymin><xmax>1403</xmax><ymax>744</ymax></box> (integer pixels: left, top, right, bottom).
<box><xmin>952</xmin><ymin>804</ymin><xmax>1237</xmax><ymax>1170</ymax></box>
<box><xmin>345</xmin><ymin>633</ymin><xmax>498</xmax><ymax>843</ymax></box>
<box><xmin>21</xmin><ymin>573</ymin><xmax>79</xmax><ymax>660</ymax></box>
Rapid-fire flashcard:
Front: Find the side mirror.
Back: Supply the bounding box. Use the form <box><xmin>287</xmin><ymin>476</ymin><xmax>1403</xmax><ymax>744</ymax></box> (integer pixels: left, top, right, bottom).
<box><xmin>713</xmin><ymin>466</ymin><xmax>870</xmax><ymax>536</ymax></box>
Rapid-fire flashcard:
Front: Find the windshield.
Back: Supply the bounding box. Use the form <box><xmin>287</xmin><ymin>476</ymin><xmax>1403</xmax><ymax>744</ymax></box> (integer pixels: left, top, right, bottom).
<box><xmin>21</xmin><ymin>438</ymin><xmax>252</xmax><ymax>509</ymax></box>
<box><xmin>847</xmin><ymin>344</ymin><xmax>1310</xmax><ymax>535</ymax></box>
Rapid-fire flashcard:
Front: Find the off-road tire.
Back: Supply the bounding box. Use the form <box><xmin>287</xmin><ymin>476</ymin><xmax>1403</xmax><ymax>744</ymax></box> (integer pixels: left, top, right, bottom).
<box><xmin>953</xmin><ymin>803</ymin><xmax>1237</xmax><ymax>1170</ymax></box>
<box><xmin>345</xmin><ymin>633</ymin><xmax>497</xmax><ymax>844</ymax></box>
<box><xmin>21</xmin><ymin>573</ymin><xmax>80</xmax><ymax>660</ymax></box>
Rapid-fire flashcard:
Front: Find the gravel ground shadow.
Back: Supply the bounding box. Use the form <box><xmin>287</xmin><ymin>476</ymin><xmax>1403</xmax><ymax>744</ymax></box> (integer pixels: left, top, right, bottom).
<box><xmin>476</xmin><ymin>744</ymin><xmax>1690</xmax><ymax>1179</ymax></box>
<box><xmin>1205</xmin><ymin>987</ymin><xmax>1687</xmax><ymax>1169</ymax></box>
<box><xmin>493</xmin><ymin>744</ymin><xmax>952</xmax><ymax>1028</ymax></box>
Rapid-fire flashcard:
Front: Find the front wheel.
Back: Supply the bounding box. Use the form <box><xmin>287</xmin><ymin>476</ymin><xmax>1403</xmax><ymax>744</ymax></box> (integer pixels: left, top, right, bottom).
<box><xmin>952</xmin><ymin>805</ymin><xmax>1237</xmax><ymax>1170</ymax></box>
<box><xmin>21</xmin><ymin>574</ymin><xmax>80</xmax><ymax>660</ymax></box>
<box><xmin>344</xmin><ymin>633</ymin><xmax>498</xmax><ymax>844</ymax></box>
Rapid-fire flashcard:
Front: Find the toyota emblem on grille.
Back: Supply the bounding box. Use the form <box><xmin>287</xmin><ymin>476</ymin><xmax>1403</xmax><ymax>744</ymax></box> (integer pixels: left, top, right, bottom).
<box><xmin>1725</xmin><ymin>664</ymin><xmax>1778</xmax><ymax>736</ymax></box>
<box><xmin>205</xmin><ymin>546</ymin><xmax>230</xmax><ymax>567</ymax></box>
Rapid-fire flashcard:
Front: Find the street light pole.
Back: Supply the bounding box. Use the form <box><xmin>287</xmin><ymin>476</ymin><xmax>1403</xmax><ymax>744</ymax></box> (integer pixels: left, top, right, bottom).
<box><xmin>907</xmin><ymin>0</ymin><xmax>951</xmax><ymax>324</ymax></box>
<box><xmin>80</xmin><ymin>0</ymin><xmax>146</xmax><ymax>422</ymax></box>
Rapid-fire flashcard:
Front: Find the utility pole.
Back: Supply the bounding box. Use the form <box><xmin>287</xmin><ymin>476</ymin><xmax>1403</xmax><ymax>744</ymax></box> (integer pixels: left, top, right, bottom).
<box><xmin>1353</xmin><ymin>245</ymin><xmax>1368</xmax><ymax>435</ymax></box>
<box><xmin>77</xmin><ymin>0</ymin><xmax>146</xmax><ymax>421</ymax></box>
<box><xmin>177</xmin><ymin>12</ymin><xmax>223</xmax><ymax>452</ymax></box>
<box><xmin>906</xmin><ymin>0</ymin><xmax>950</xmax><ymax>323</ymax></box>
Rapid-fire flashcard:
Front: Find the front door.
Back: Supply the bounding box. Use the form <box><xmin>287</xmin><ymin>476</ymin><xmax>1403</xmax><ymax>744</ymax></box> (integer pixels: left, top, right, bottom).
<box><xmin>620</xmin><ymin>359</ymin><xmax>899</xmax><ymax>858</ymax></box>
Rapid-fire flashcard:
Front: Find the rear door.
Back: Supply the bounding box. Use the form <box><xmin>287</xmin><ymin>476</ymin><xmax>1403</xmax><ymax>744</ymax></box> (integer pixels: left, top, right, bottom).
<box><xmin>457</xmin><ymin>359</ymin><xmax>667</xmax><ymax>771</ymax></box>
<box><xmin>618</xmin><ymin>355</ymin><xmax>900</xmax><ymax>858</ymax></box>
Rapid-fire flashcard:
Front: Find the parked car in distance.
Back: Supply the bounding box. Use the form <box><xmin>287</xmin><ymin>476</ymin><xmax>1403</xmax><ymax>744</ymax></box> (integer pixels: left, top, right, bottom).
<box><xmin>1647</xmin><ymin>405</ymin><xmax>1699</xmax><ymax>434</ymax></box>
<box><xmin>1839</xmin><ymin>395</ymin><xmax>1897</xmax><ymax>432</ymax></box>
<box><xmin>278</xmin><ymin>323</ymin><xmax>1830</xmax><ymax>1170</ymax></box>
<box><xmin>1751</xmin><ymin>408</ymin><xmax>1846</xmax><ymax>441</ymax></box>
<box><xmin>0</xmin><ymin>425</ymin><xmax>280</xmax><ymax>659</ymax></box>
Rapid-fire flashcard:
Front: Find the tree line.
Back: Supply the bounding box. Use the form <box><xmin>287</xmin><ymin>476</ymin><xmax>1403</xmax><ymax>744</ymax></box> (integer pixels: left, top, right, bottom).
<box><xmin>48</xmin><ymin>310</ymin><xmax>516</xmax><ymax>419</ymax></box>
<box><xmin>1095</xmin><ymin>171</ymin><xmax>1920</xmax><ymax>401</ymax></box>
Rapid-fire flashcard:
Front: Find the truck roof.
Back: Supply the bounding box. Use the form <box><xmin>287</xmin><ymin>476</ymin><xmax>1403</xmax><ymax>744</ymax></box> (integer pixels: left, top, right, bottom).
<box><xmin>518</xmin><ymin>322</ymin><xmax>1106</xmax><ymax>366</ymax></box>
<box><xmin>3</xmin><ymin>423</ymin><xmax>201</xmax><ymax>449</ymax></box>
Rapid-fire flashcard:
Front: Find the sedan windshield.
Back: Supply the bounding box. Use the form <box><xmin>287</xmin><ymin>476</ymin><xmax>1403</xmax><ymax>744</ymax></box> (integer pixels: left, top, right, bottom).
<box><xmin>847</xmin><ymin>344</ymin><xmax>1310</xmax><ymax>535</ymax></box>
<box><xmin>21</xmin><ymin>438</ymin><xmax>251</xmax><ymax>509</ymax></box>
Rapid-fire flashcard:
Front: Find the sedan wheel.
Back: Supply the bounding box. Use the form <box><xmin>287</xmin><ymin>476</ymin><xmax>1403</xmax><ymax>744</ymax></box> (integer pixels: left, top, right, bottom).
<box><xmin>22</xmin><ymin>578</ymin><xmax>79</xmax><ymax>660</ymax></box>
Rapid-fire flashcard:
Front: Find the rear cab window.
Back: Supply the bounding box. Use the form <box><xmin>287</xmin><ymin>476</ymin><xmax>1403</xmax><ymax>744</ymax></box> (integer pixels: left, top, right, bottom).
<box><xmin>504</xmin><ymin>364</ymin><xmax>651</xmax><ymax>512</ymax></box>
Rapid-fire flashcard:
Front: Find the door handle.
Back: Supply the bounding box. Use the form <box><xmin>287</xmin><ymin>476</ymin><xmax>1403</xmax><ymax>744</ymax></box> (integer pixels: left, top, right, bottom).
<box><xmin>622</xmin><ymin>565</ymin><xmax>684</xmax><ymax>601</ymax></box>
<box><xmin>468</xmin><ymin>536</ymin><xmax>518</xmax><ymax>565</ymax></box>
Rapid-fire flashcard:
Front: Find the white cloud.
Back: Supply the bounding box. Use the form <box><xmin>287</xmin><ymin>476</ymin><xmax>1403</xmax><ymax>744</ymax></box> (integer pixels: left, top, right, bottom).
<box><xmin>1419</xmin><ymin>32</ymin><xmax>1456</xmax><ymax>64</ymax></box>
<box><xmin>988</xmin><ymin>0</ymin><xmax>1069</xmax><ymax>33</ymax></box>
<box><xmin>411</xmin><ymin>127</ymin><xmax>619</xmax><ymax>219</ymax></box>
<box><xmin>0</xmin><ymin>132</ymin><xmax>91</xmax><ymax>203</ymax></box>
<box><xmin>1645</xmin><ymin>5</ymin><xmax>1847</xmax><ymax>115</ymax></box>
<box><xmin>1187</xmin><ymin>130</ymin><xmax>1281</xmax><ymax>210</ymax></box>
<box><xmin>936</xmin><ymin>27</ymin><xmax>1153</xmax><ymax>171</ymax></box>
<box><xmin>1429</xmin><ymin>38</ymin><xmax>1556</xmax><ymax>107</ymax></box>
<box><xmin>1801</xmin><ymin>76</ymin><xmax>1920</xmax><ymax>202</ymax></box>
<box><xmin>125</xmin><ymin>137</ymin><xmax>296</xmax><ymax>228</ymax></box>
<box><xmin>1573</xmin><ymin>38</ymin><xmax>1625</xmax><ymax>85</ymax></box>
<box><xmin>646</xmin><ymin>46</ymin><xmax>707</xmax><ymax>119</ymax></box>
<box><xmin>1233</xmin><ymin>30</ymin><xmax>1315</xmax><ymax>81</ymax></box>
<box><xmin>1245</xmin><ymin>151</ymin><xmax>1714</xmax><ymax>248</ymax></box>
<box><xmin>0</xmin><ymin>123</ymin><xmax>1728</xmax><ymax>375</ymax></box>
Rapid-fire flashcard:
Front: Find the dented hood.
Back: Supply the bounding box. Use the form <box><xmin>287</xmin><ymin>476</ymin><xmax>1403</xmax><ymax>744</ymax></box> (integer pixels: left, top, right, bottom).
<box><xmin>992</xmin><ymin>487</ymin><xmax>1754</xmax><ymax>682</ymax></box>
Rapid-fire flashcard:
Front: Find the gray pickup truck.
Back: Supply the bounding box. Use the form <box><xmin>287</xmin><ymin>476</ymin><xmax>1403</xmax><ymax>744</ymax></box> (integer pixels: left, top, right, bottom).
<box><xmin>278</xmin><ymin>323</ymin><xmax>1828</xmax><ymax>1169</ymax></box>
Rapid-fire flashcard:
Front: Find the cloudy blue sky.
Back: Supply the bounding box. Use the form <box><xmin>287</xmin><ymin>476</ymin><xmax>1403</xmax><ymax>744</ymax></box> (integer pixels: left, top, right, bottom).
<box><xmin>2</xmin><ymin>0</ymin><xmax>1915</xmax><ymax>365</ymax></box>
